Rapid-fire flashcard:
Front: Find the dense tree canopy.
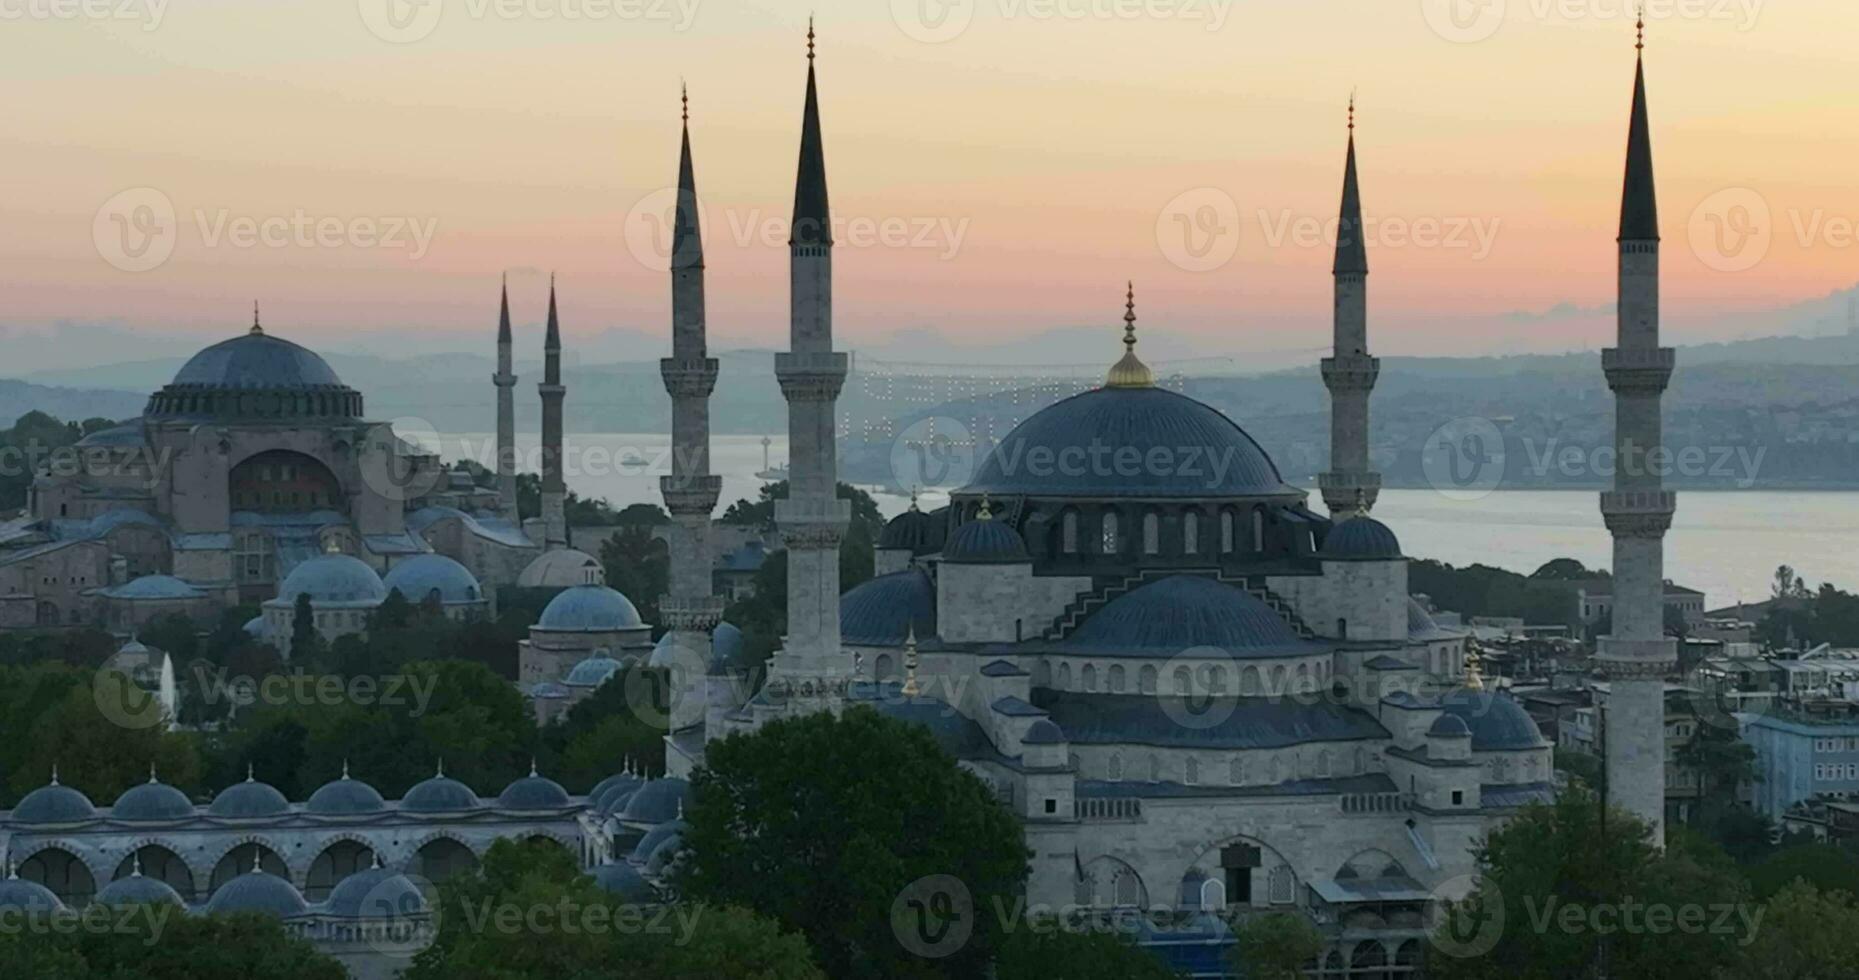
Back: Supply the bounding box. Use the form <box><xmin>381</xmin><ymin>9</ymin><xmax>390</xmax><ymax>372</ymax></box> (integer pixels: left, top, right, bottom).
<box><xmin>0</xmin><ymin>907</ymin><xmax>347</xmax><ymax>979</ymax></box>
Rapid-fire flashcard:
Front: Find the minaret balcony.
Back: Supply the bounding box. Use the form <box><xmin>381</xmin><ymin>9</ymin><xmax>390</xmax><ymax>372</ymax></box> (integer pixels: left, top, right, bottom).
<box><xmin>1320</xmin><ymin>355</ymin><xmax>1380</xmax><ymax>393</ymax></box>
<box><xmin>775</xmin><ymin>352</ymin><xmax>849</xmax><ymax>401</ymax></box>
<box><xmin>1319</xmin><ymin>472</ymin><xmax>1381</xmax><ymax>512</ymax></box>
<box><xmin>1599</xmin><ymin>489</ymin><xmax>1676</xmax><ymax>538</ymax></box>
<box><xmin>1602</xmin><ymin>347</ymin><xmax>1674</xmax><ymax>394</ymax></box>
<box><xmin>660</xmin><ymin>357</ymin><xmax>720</xmax><ymax>399</ymax></box>
<box><xmin>660</xmin><ymin>475</ymin><xmax>722</xmax><ymax>516</ymax></box>
<box><xmin>775</xmin><ymin>496</ymin><xmax>851</xmax><ymax>546</ymax></box>
<box><xmin>660</xmin><ymin>595</ymin><xmax>727</xmax><ymax>633</ymax></box>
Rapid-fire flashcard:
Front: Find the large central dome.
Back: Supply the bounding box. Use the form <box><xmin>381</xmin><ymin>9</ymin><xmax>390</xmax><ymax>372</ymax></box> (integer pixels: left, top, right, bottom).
<box><xmin>961</xmin><ymin>386</ymin><xmax>1296</xmax><ymax>498</ymax></box>
<box><xmin>146</xmin><ymin>326</ymin><xmax>363</xmax><ymax>421</ymax></box>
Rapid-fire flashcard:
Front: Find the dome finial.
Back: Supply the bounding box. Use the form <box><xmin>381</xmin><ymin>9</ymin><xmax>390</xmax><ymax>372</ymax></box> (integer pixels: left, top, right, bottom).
<box><xmin>807</xmin><ymin>15</ymin><xmax>816</xmax><ymax>62</ymax></box>
<box><xmin>1353</xmin><ymin>485</ymin><xmax>1369</xmax><ymax>517</ymax></box>
<box><xmin>436</xmin><ymin>758</ymin><xmax>445</xmax><ymax>778</ymax></box>
<box><xmin>252</xmin><ymin>849</ymin><xmax>263</xmax><ymax>874</ymax></box>
<box><xmin>977</xmin><ymin>493</ymin><xmax>993</xmax><ymax>521</ymax></box>
<box><xmin>148</xmin><ymin>762</ymin><xmax>158</xmax><ymax>784</ymax></box>
<box><xmin>132</xmin><ymin>852</ymin><xmax>144</xmax><ymax>877</ymax></box>
<box><xmin>250</xmin><ymin>301</ymin><xmax>263</xmax><ymax>336</ymax></box>
<box><xmin>902</xmin><ymin>626</ymin><xmax>920</xmax><ymax>698</ymax></box>
<box><xmin>341</xmin><ymin>759</ymin><xmax>351</xmax><ymax>780</ymax></box>
<box><xmin>681</xmin><ymin>79</ymin><xmax>689</xmax><ymax>124</ymax></box>
<box><xmin>908</xmin><ymin>488</ymin><xmax>920</xmax><ymax>512</ymax></box>
<box><xmin>1465</xmin><ymin>647</ymin><xmax>1486</xmax><ymax>691</ymax></box>
<box><xmin>1106</xmin><ymin>282</ymin><xmax>1155</xmax><ymax>388</ymax></box>
<box><xmin>49</xmin><ymin>764</ymin><xmax>58</xmax><ymax>786</ymax></box>
<box><xmin>1636</xmin><ymin>2</ymin><xmax>1645</xmax><ymax>52</ymax></box>
<box><xmin>246</xmin><ymin>763</ymin><xmax>255</xmax><ymax>783</ymax></box>
<box><xmin>1348</xmin><ymin>89</ymin><xmax>1356</xmax><ymax>132</ymax></box>
<box><xmin>530</xmin><ymin>758</ymin><xmax>540</xmax><ymax>778</ymax></box>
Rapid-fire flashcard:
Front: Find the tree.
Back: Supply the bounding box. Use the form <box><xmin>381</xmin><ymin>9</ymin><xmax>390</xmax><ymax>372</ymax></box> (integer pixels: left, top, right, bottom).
<box><xmin>994</xmin><ymin>924</ymin><xmax>1179</xmax><ymax>980</ymax></box>
<box><xmin>1773</xmin><ymin>564</ymin><xmax>1810</xmax><ymax>601</ymax></box>
<box><xmin>0</xmin><ymin>908</ymin><xmax>347</xmax><ymax>979</ymax></box>
<box><xmin>676</xmin><ymin>707</ymin><xmax>1030</xmax><ymax>978</ymax></box>
<box><xmin>1231</xmin><ymin>911</ymin><xmax>1324</xmax><ymax>980</ymax></box>
<box><xmin>1675</xmin><ymin>724</ymin><xmax>1757</xmax><ymax>828</ymax></box>
<box><xmin>1747</xmin><ymin>844</ymin><xmax>1859</xmax><ymax>901</ymax></box>
<box><xmin>1530</xmin><ymin>558</ymin><xmax>1599</xmax><ymax>582</ymax></box>
<box><xmin>600</xmin><ymin>524</ymin><xmax>670</xmax><ymax>631</ymax></box>
<box><xmin>290</xmin><ymin>592</ymin><xmax>321</xmax><ymax>660</ymax></box>
<box><xmin>1729</xmin><ymin>880</ymin><xmax>1859</xmax><ymax>979</ymax></box>
<box><xmin>8</xmin><ymin>673</ymin><xmax>203</xmax><ymax>805</ymax></box>
<box><xmin>136</xmin><ymin>612</ymin><xmax>201</xmax><ymax>662</ymax></box>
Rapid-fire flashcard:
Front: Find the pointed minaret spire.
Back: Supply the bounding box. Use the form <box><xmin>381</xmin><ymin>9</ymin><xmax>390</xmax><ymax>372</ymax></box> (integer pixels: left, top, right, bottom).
<box><xmin>1320</xmin><ymin>95</ymin><xmax>1381</xmax><ymax>517</ymax></box>
<box><xmin>539</xmin><ymin>275</ymin><xmax>568</xmax><ymax>549</ymax></box>
<box><xmin>792</xmin><ymin>20</ymin><xmax>832</xmax><ymax>248</ymax></box>
<box><xmin>494</xmin><ymin>275</ymin><xmax>518</xmax><ymax>521</ymax></box>
<box><xmin>672</xmin><ymin>86</ymin><xmax>704</xmax><ymax>273</ymax></box>
<box><xmin>1335</xmin><ymin>97</ymin><xmax>1368</xmax><ymax>277</ymax></box>
<box><xmin>498</xmin><ymin>275</ymin><xmax>512</xmax><ymax>345</ymax></box>
<box><xmin>1620</xmin><ymin>16</ymin><xmax>1659</xmax><ymax>242</ymax></box>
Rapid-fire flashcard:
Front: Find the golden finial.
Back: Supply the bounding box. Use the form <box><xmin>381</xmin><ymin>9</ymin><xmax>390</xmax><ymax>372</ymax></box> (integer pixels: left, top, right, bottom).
<box><xmin>1635</xmin><ymin>4</ymin><xmax>1645</xmax><ymax>51</ymax></box>
<box><xmin>1106</xmin><ymin>281</ymin><xmax>1155</xmax><ymax>389</ymax></box>
<box><xmin>681</xmin><ymin>80</ymin><xmax>689</xmax><ymax>124</ymax></box>
<box><xmin>908</xmin><ymin>488</ymin><xmax>920</xmax><ymax>512</ymax></box>
<box><xmin>1348</xmin><ymin>90</ymin><xmax>1356</xmax><ymax>132</ymax></box>
<box><xmin>1465</xmin><ymin>647</ymin><xmax>1486</xmax><ymax>691</ymax></box>
<box><xmin>250</xmin><ymin>301</ymin><xmax>263</xmax><ymax>336</ymax></box>
<box><xmin>807</xmin><ymin>16</ymin><xmax>816</xmax><ymax>62</ymax></box>
<box><xmin>902</xmin><ymin>626</ymin><xmax>920</xmax><ymax>698</ymax></box>
<box><xmin>977</xmin><ymin>493</ymin><xmax>993</xmax><ymax>521</ymax></box>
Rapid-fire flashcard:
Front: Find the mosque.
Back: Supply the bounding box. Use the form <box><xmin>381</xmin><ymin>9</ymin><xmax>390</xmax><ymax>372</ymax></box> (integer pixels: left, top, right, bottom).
<box><xmin>0</xmin><ymin>19</ymin><xmax>1679</xmax><ymax>980</ymax></box>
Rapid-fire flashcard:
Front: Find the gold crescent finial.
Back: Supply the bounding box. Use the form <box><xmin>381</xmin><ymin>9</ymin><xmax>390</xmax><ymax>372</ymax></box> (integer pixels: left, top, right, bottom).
<box><xmin>1106</xmin><ymin>282</ymin><xmax>1155</xmax><ymax>388</ymax></box>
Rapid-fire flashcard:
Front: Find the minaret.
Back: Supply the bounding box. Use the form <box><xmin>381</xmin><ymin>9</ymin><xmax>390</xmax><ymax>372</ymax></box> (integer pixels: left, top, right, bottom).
<box><xmin>769</xmin><ymin>22</ymin><xmax>852</xmax><ymax>706</ymax></box>
<box><xmin>494</xmin><ymin>276</ymin><xmax>519</xmax><ymax>521</ymax></box>
<box><xmin>538</xmin><ymin>277</ymin><xmax>568</xmax><ymax>550</ymax></box>
<box><xmin>660</xmin><ymin>86</ymin><xmax>725</xmax><ymax>736</ymax></box>
<box><xmin>1319</xmin><ymin>96</ymin><xmax>1381</xmax><ymax>516</ymax></box>
<box><xmin>1599</xmin><ymin>18</ymin><xmax>1676</xmax><ymax>846</ymax></box>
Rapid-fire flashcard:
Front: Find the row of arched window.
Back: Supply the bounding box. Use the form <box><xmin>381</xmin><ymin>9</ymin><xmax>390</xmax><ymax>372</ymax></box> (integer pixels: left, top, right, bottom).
<box><xmin>1097</xmin><ymin>746</ymin><xmax>1373</xmax><ymax>786</ymax></box>
<box><xmin>1052</xmin><ymin>506</ymin><xmax>1270</xmax><ymax>558</ymax></box>
<box><xmin>1037</xmin><ymin>658</ymin><xmax>1330</xmax><ymax>698</ymax></box>
<box><xmin>148</xmin><ymin>388</ymin><xmax>362</xmax><ymax>419</ymax></box>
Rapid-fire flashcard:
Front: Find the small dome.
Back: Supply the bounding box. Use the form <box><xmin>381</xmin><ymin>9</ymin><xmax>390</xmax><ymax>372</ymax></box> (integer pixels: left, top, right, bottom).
<box><xmin>592</xmin><ymin>861</ymin><xmax>656</xmax><ymax>901</ymax></box>
<box><xmin>529</xmin><ymin>681</ymin><xmax>569</xmax><ymax>700</ymax></box>
<box><xmin>75</xmin><ymin>422</ymin><xmax>148</xmax><ymax>449</ymax></box>
<box><xmin>275</xmin><ymin>554</ymin><xmax>387</xmax><ymax>606</ymax></box>
<box><xmin>567</xmin><ymin>649</ymin><xmax>624</xmax><ymax>688</ymax></box>
<box><xmin>401</xmin><ymin>772</ymin><xmax>480</xmax><ymax>813</ymax></box>
<box><xmin>307</xmin><ymin>771</ymin><xmax>386</xmax><ymax>815</ymax></box>
<box><xmin>629</xmin><ymin>819</ymin><xmax>689</xmax><ymax>865</ymax></box>
<box><xmin>242</xmin><ymin>615</ymin><xmax>266</xmax><ymax>638</ymax></box>
<box><xmin>1023</xmin><ymin>719</ymin><xmax>1065</xmax><ymax>745</ymax></box>
<box><xmin>0</xmin><ymin>874</ymin><xmax>65</xmax><ymax>914</ymax></box>
<box><xmin>619</xmin><ymin>778</ymin><xmax>690</xmax><ymax>826</ymax></box>
<box><xmin>111</xmin><ymin>777</ymin><xmax>195</xmax><ymax>822</ymax></box>
<box><xmin>11</xmin><ymin>780</ymin><xmax>98</xmax><ymax>825</ymax></box>
<box><xmin>208</xmin><ymin>776</ymin><xmax>291</xmax><ymax>819</ymax></box>
<box><xmin>1063</xmin><ymin>575</ymin><xmax>1316</xmax><ymax>658</ymax></box>
<box><xmin>205</xmin><ymin>868</ymin><xmax>308</xmax><ymax>919</ymax></box>
<box><xmin>880</xmin><ymin>505</ymin><xmax>943</xmax><ymax>555</ymax></box>
<box><xmin>101</xmin><ymin>575</ymin><xmax>205</xmax><ymax>601</ymax></box>
<box><xmin>840</xmin><ymin>568</ymin><xmax>936</xmax><ymax>647</ymax></box>
<box><xmin>644</xmin><ymin>834</ymin><xmax>686</xmax><ymax>876</ymax></box>
<box><xmin>943</xmin><ymin>517</ymin><xmax>1029</xmax><ymax>564</ymax></box>
<box><xmin>596</xmin><ymin>781</ymin><xmax>644</xmax><ymax>818</ymax></box>
<box><xmin>96</xmin><ymin>870</ymin><xmax>185</xmax><ymax>908</ymax></box>
<box><xmin>1437</xmin><ymin>689</ymin><xmax>1547</xmax><ymax>752</ymax></box>
<box><xmin>497</xmin><ymin>767</ymin><xmax>572</xmax><ymax>810</ymax></box>
<box><xmin>1320</xmin><ymin>516</ymin><xmax>1402</xmax><ymax>560</ymax></box>
<box><xmin>325</xmin><ymin>866</ymin><xmax>428</xmax><ymax>918</ymax></box>
<box><xmin>517</xmin><ymin>549</ymin><xmax>604</xmax><ymax>588</ymax></box>
<box><xmin>710</xmin><ymin>622</ymin><xmax>744</xmax><ymax>672</ymax></box>
<box><xmin>589</xmin><ymin>771</ymin><xmax>642</xmax><ymax>803</ymax></box>
<box><xmin>1428</xmin><ymin>714</ymin><xmax>1473</xmax><ymax>738</ymax></box>
<box><xmin>537</xmin><ymin>585</ymin><xmax>643</xmax><ymax>632</ymax></box>
<box><xmin>383</xmin><ymin>554</ymin><xmax>483</xmax><ymax>605</ymax></box>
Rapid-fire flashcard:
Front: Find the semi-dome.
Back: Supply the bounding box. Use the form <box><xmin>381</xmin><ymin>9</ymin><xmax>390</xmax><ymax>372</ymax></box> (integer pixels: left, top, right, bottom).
<box><xmin>517</xmin><ymin>549</ymin><xmax>604</xmax><ymax>589</ymax></box>
<box><xmin>11</xmin><ymin>779</ymin><xmax>98</xmax><ymax>825</ymax></box>
<box><xmin>1023</xmin><ymin>719</ymin><xmax>1065</xmax><ymax>745</ymax></box>
<box><xmin>325</xmin><ymin>865</ymin><xmax>429</xmax><ymax>918</ymax></box>
<box><xmin>208</xmin><ymin>774</ymin><xmax>292</xmax><ymax>819</ymax></box>
<box><xmin>944</xmin><ymin>516</ymin><xmax>1029</xmax><ymax>564</ymax></box>
<box><xmin>1321</xmin><ymin>515</ymin><xmax>1402</xmax><ymax>560</ymax></box>
<box><xmin>497</xmin><ymin>766</ymin><xmax>572</xmax><ymax>810</ymax></box>
<box><xmin>629</xmin><ymin>818</ymin><xmax>689</xmax><ymax>865</ymax></box>
<box><xmin>710</xmin><ymin>621</ymin><xmax>744</xmax><ymax>671</ymax></box>
<box><xmin>146</xmin><ymin>328</ymin><xmax>363</xmax><ymax>421</ymax></box>
<box><xmin>619</xmin><ymin>778</ymin><xmax>690</xmax><ymax>826</ymax></box>
<box><xmin>307</xmin><ymin>770</ymin><xmax>386</xmax><ymax>815</ymax></box>
<box><xmin>536</xmin><ymin>585</ymin><xmax>643</xmax><ymax>632</ymax></box>
<box><xmin>0</xmin><ymin>873</ymin><xmax>64</xmax><ymax>914</ymax></box>
<box><xmin>96</xmin><ymin>868</ymin><xmax>185</xmax><ymax>908</ymax></box>
<box><xmin>589</xmin><ymin>770</ymin><xmax>643</xmax><ymax>804</ymax></box>
<box><xmin>401</xmin><ymin>770</ymin><xmax>481</xmax><ymax>812</ymax></box>
<box><xmin>111</xmin><ymin>777</ymin><xmax>194</xmax><ymax>822</ymax></box>
<box><xmin>592</xmin><ymin>861</ymin><xmax>656</xmax><ymax>902</ymax></box>
<box><xmin>205</xmin><ymin>867</ymin><xmax>309</xmax><ymax>918</ymax></box>
<box><xmin>644</xmin><ymin>834</ymin><xmax>686</xmax><ymax>876</ymax></box>
<box><xmin>880</xmin><ymin>503</ymin><xmax>944</xmax><ymax>555</ymax></box>
<box><xmin>275</xmin><ymin>553</ymin><xmax>388</xmax><ymax>606</ymax></box>
<box><xmin>961</xmin><ymin>386</ymin><xmax>1296</xmax><ymax>498</ymax></box>
<box><xmin>383</xmin><ymin>554</ymin><xmax>483</xmax><ymax>605</ymax></box>
<box><xmin>567</xmin><ymin>649</ymin><xmax>624</xmax><ymax>687</ymax></box>
<box><xmin>840</xmin><ymin>568</ymin><xmax>936</xmax><ymax>647</ymax></box>
<box><xmin>1437</xmin><ymin>689</ymin><xmax>1547</xmax><ymax>752</ymax></box>
<box><xmin>597</xmin><ymin>785</ymin><xmax>642</xmax><ymax>818</ymax></box>
<box><xmin>1060</xmin><ymin>575</ymin><xmax>1318</xmax><ymax>659</ymax></box>
<box><xmin>1428</xmin><ymin>713</ymin><xmax>1473</xmax><ymax>738</ymax></box>
<box><xmin>100</xmin><ymin>575</ymin><xmax>206</xmax><ymax>601</ymax></box>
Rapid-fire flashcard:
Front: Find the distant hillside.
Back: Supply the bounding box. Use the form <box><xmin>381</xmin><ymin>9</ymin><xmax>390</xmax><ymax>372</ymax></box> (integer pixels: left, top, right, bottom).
<box><xmin>0</xmin><ymin>381</ymin><xmax>145</xmax><ymax>429</ymax></box>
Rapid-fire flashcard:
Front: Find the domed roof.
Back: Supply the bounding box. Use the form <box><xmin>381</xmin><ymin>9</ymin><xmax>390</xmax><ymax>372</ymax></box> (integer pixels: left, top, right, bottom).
<box><xmin>96</xmin><ymin>868</ymin><xmax>185</xmax><ymax>908</ymax></box>
<box><xmin>944</xmin><ymin>516</ymin><xmax>1029</xmax><ymax>564</ymax></box>
<box><xmin>710</xmin><ymin>621</ymin><xmax>744</xmax><ymax>671</ymax></box>
<box><xmin>208</xmin><ymin>773</ymin><xmax>291</xmax><ymax>819</ymax></box>
<box><xmin>306</xmin><ymin>769</ymin><xmax>386</xmax><ymax>815</ymax></box>
<box><xmin>325</xmin><ymin>865</ymin><xmax>428</xmax><ymax>918</ymax></box>
<box><xmin>400</xmin><ymin>769</ymin><xmax>480</xmax><ymax>812</ymax></box>
<box><xmin>242</xmin><ymin>615</ymin><xmax>266</xmax><ymax>638</ymax></box>
<box><xmin>148</xmin><ymin>329</ymin><xmax>362</xmax><ymax>422</ymax></box>
<box><xmin>619</xmin><ymin>778</ymin><xmax>690</xmax><ymax>826</ymax></box>
<box><xmin>880</xmin><ymin>504</ymin><xmax>944</xmax><ymax>555</ymax></box>
<box><xmin>536</xmin><ymin>585</ymin><xmax>643</xmax><ymax>632</ymax></box>
<box><xmin>205</xmin><ymin>867</ymin><xmax>308</xmax><ymax>918</ymax></box>
<box><xmin>629</xmin><ymin>818</ymin><xmax>689</xmax><ymax>865</ymax></box>
<box><xmin>1437</xmin><ymin>689</ymin><xmax>1547</xmax><ymax>752</ymax></box>
<box><xmin>591</xmin><ymin>861</ymin><xmax>656</xmax><ymax>901</ymax></box>
<box><xmin>961</xmin><ymin>386</ymin><xmax>1296</xmax><ymax>499</ymax></box>
<box><xmin>840</xmin><ymin>568</ymin><xmax>936</xmax><ymax>647</ymax></box>
<box><xmin>1321</xmin><ymin>515</ymin><xmax>1402</xmax><ymax>560</ymax></box>
<box><xmin>497</xmin><ymin>766</ymin><xmax>571</xmax><ymax>810</ymax></box>
<box><xmin>1428</xmin><ymin>713</ymin><xmax>1473</xmax><ymax>738</ymax></box>
<box><xmin>1023</xmin><ymin>719</ymin><xmax>1065</xmax><ymax>745</ymax></box>
<box><xmin>274</xmin><ymin>553</ymin><xmax>388</xmax><ymax>607</ymax></box>
<box><xmin>566</xmin><ymin>649</ymin><xmax>624</xmax><ymax>687</ymax></box>
<box><xmin>517</xmin><ymin>549</ymin><xmax>604</xmax><ymax>589</ymax></box>
<box><xmin>101</xmin><ymin>575</ymin><xmax>206</xmax><ymax>601</ymax></box>
<box><xmin>383</xmin><ymin>554</ymin><xmax>483</xmax><ymax>605</ymax></box>
<box><xmin>76</xmin><ymin>422</ymin><xmax>148</xmax><ymax>449</ymax></box>
<box><xmin>11</xmin><ymin>778</ymin><xmax>98</xmax><ymax>825</ymax></box>
<box><xmin>589</xmin><ymin>770</ymin><xmax>643</xmax><ymax>804</ymax></box>
<box><xmin>1061</xmin><ymin>575</ymin><xmax>1318</xmax><ymax>659</ymax></box>
<box><xmin>644</xmin><ymin>834</ymin><xmax>687</xmax><ymax>876</ymax></box>
<box><xmin>111</xmin><ymin>776</ymin><xmax>194</xmax><ymax>822</ymax></box>
<box><xmin>0</xmin><ymin>873</ymin><xmax>64</xmax><ymax>914</ymax></box>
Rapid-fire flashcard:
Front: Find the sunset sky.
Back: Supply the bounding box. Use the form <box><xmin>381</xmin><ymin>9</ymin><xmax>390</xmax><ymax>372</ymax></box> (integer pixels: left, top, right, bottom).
<box><xmin>4</xmin><ymin>0</ymin><xmax>1855</xmax><ymax>365</ymax></box>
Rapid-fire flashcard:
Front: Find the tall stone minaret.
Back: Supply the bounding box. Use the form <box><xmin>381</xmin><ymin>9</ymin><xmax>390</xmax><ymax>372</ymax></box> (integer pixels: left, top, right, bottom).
<box><xmin>1320</xmin><ymin>98</ymin><xmax>1381</xmax><ymax>517</ymax></box>
<box><xmin>769</xmin><ymin>23</ymin><xmax>852</xmax><ymax>707</ymax></box>
<box><xmin>538</xmin><ymin>278</ymin><xmax>568</xmax><ymax>550</ymax></box>
<box><xmin>1600</xmin><ymin>20</ymin><xmax>1676</xmax><ymax>846</ymax></box>
<box><xmin>660</xmin><ymin>87</ymin><xmax>724</xmax><ymax>735</ymax></box>
<box><xmin>494</xmin><ymin>276</ymin><xmax>519</xmax><ymax>521</ymax></box>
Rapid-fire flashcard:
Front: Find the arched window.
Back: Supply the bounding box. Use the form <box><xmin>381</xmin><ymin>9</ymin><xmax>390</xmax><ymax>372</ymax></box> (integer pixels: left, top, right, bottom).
<box><xmin>1142</xmin><ymin>512</ymin><xmax>1160</xmax><ymax>555</ymax></box>
<box><xmin>1101</xmin><ymin>512</ymin><xmax>1120</xmax><ymax>555</ymax></box>
<box><xmin>1149</xmin><ymin>755</ymin><xmax>1162</xmax><ymax>782</ymax></box>
<box><xmin>1062</xmin><ymin>511</ymin><xmax>1079</xmax><ymax>554</ymax></box>
<box><xmin>1183</xmin><ymin>511</ymin><xmax>1199</xmax><ymax>554</ymax></box>
<box><xmin>1268</xmin><ymin>865</ymin><xmax>1295</xmax><ymax>904</ymax></box>
<box><xmin>874</xmin><ymin>654</ymin><xmax>895</xmax><ymax>682</ymax></box>
<box><xmin>1186</xmin><ymin>757</ymin><xmax>1200</xmax><ymax>784</ymax></box>
<box><xmin>1082</xmin><ymin>664</ymin><xmax>1098</xmax><ymax>692</ymax></box>
<box><xmin>1317</xmin><ymin>750</ymin><xmax>1333</xmax><ymax>778</ymax></box>
<box><xmin>1034</xmin><ymin>659</ymin><xmax>1052</xmax><ymax>687</ymax></box>
<box><xmin>1241</xmin><ymin>666</ymin><xmax>1261</xmax><ymax>696</ymax></box>
<box><xmin>1108</xmin><ymin>664</ymin><xmax>1126</xmax><ymax>693</ymax></box>
<box><xmin>1108</xmin><ymin>753</ymin><xmax>1123</xmax><ymax>781</ymax></box>
<box><xmin>1230</xmin><ymin>757</ymin><xmax>1245</xmax><ymax>785</ymax></box>
<box><xmin>1251</xmin><ymin>508</ymin><xmax>1266</xmax><ymax>552</ymax></box>
<box><xmin>1113</xmin><ymin>868</ymin><xmax>1143</xmax><ymax>907</ymax></box>
<box><xmin>1173</xmin><ymin>666</ymin><xmax>1192</xmax><ymax>695</ymax></box>
<box><xmin>1221</xmin><ymin>511</ymin><xmax>1236</xmax><ymax>554</ymax></box>
<box><xmin>1270</xmin><ymin>665</ymin><xmax>1287</xmax><ymax>696</ymax></box>
<box><xmin>1207</xmin><ymin>665</ymin><xmax>1229</xmax><ymax>695</ymax></box>
<box><xmin>1056</xmin><ymin>663</ymin><xmax>1073</xmax><ymax>690</ymax></box>
<box><xmin>1139</xmin><ymin>665</ymin><xmax>1158</xmax><ymax>694</ymax></box>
